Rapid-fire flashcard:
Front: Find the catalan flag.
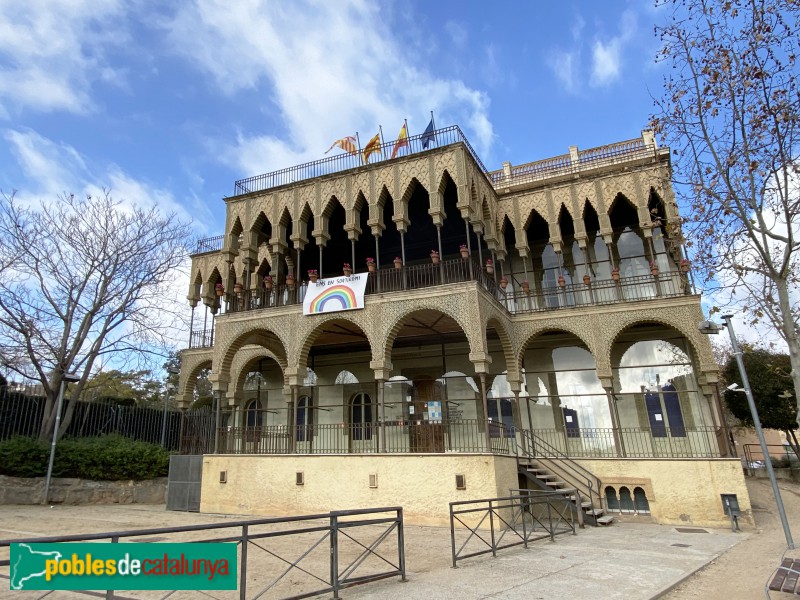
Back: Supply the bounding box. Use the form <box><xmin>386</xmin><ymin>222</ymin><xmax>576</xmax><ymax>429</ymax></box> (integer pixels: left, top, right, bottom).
<box><xmin>390</xmin><ymin>122</ymin><xmax>409</xmax><ymax>159</ymax></box>
<box><xmin>362</xmin><ymin>132</ymin><xmax>382</xmax><ymax>164</ymax></box>
<box><xmin>325</xmin><ymin>135</ymin><xmax>358</xmax><ymax>156</ymax></box>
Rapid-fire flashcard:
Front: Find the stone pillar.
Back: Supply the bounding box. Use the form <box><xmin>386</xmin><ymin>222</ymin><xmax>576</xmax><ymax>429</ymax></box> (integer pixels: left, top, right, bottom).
<box><xmin>377</xmin><ymin>380</ymin><xmax>386</xmax><ymax>452</ymax></box>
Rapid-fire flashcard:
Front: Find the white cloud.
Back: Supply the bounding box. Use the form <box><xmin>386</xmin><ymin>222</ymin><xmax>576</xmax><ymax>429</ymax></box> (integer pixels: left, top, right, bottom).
<box><xmin>160</xmin><ymin>0</ymin><xmax>494</xmax><ymax>173</ymax></box>
<box><xmin>549</xmin><ymin>51</ymin><xmax>579</xmax><ymax>94</ymax></box>
<box><xmin>0</xmin><ymin>0</ymin><xmax>128</xmax><ymax>114</ymax></box>
<box><xmin>590</xmin><ymin>10</ymin><xmax>637</xmax><ymax>88</ymax></box>
<box><xmin>4</xmin><ymin>128</ymin><xmax>206</xmax><ymax>231</ymax></box>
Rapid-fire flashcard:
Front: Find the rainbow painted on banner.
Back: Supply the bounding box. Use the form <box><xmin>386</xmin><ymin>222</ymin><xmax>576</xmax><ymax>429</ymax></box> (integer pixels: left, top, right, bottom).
<box><xmin>308</xmin><ymin>285</ymin><xmax>358</xmax><ymax>314</ymax></box>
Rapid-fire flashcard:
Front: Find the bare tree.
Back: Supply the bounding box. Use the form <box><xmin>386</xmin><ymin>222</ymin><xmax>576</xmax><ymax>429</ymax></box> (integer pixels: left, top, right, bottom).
<box><xmin>651</xmin><ymin>0</ymin><xmax>800</xmax><ymax>426</ymax></box>
<box><xmin>0</xmin><ymin>191</ymin><xmax>192</xmax><ymax>440</ymax></box>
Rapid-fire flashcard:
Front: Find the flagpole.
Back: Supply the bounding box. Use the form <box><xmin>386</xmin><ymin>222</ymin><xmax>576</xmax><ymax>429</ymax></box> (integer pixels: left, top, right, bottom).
<box><xmin>379</xmin><ymin>125</ymin><xmax>386</xmax><ymax>160</ymax></box>
<box><xmin>430</xmin><ymin>110</ymin><xmax>437</xmax><ymax>145</ymax></box>
<box><xmin>404</xmin><ymin>118</ymin><xmax>409</xmax><ymax>155</ymax></box>
<box><xmin>356</xmin><ymin>132</ymin><xmax>362</xmax><ymax>165</ymax></box>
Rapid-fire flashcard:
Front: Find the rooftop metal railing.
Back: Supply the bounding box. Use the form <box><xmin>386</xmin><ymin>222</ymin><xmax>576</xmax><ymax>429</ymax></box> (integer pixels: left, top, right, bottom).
<box><xmin>233</xmin><ymin>124</ymin><xmax>489</xmax><ymax>196</ymax></box>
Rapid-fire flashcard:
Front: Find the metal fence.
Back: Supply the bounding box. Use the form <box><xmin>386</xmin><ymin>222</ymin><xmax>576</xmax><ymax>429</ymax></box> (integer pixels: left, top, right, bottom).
<box><xmin>0</xmin><ymin>507</ymin><xmax>407</xmax><ymax>599</ymax></box>
<box><xmin>222</xmin><ymin>256</ymin><xmax>500</xmax><ymax>316</ymax></box>
<box><xmin>214</xmin><ymin>419</ymin><xmax>515</xmax><ymax>456</ymax></box>
<box><xmin>232</xmin><ymin>124</ymin><xmax>489</xmax><ymax>196</ymax></box>
<box><xmin>500</xmin><ymin>270</ymin><xmax>691</xmax><ymax>314</ymax></box>
<box><xmin>0</xmin><ymin>386</ymin><xmax>182</xmax><ymax>450</ymax></box>
<box><xmin>449</xmin><ymin>490</ymin><xmax>577</xmax><ymax>567</ymax></box>
<box><xmin>529</xmin><ymin>426</ymin><xmax>720</xmax><ymax>458</ymax></box>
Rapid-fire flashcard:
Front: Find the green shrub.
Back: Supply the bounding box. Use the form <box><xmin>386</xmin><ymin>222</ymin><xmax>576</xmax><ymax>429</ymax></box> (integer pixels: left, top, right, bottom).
<box><xmin>0</xmin><ymin>435</ymin><xmax>169</xmax><ymax>480</ymax></box>
<box><xmin>0</xmin><ymin>436</ymin><xmax>49</xmax><ymax>477</ymax></box>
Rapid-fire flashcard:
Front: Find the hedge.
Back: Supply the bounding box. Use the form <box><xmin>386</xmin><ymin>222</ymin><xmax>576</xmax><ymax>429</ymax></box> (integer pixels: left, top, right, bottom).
<box><xmin>0</xmin><ymin>435</ymin><xmax>170</xmax><ymax>480</ymax></box>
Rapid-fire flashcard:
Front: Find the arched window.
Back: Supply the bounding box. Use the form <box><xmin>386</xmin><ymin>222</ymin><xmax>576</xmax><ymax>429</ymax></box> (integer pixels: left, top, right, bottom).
<box><xmin>245</xmin><ymin>399</ymin><xmax>263</xmax><ymax>428</ymax></box>
<box><xmin>350</xmin><ymin>393</ymin><xmax>373</xmax><ymax>440</ymax></box>
<box><xmin>619</xmin><ymin>486</ymin><xmax>634</xmax><ymax>513</ymax></box>
<box><xmin>605</xmin><ymin>486</ymin><xmax>620</xmax><ymax>513</ymax></box>
<box><xmin>633</xmin><ymin>487</ymin><xmax>650</xmax><ymax>514</ymax></box>
<box><xmin>296</xmin><ymin>395</ymin><xmax>313</xmax><ymax>442</ymax></box>
<box><xmin>335</xmin><ymin>370</ymin><xmax>359</xmax><ymax>384</ymax></box>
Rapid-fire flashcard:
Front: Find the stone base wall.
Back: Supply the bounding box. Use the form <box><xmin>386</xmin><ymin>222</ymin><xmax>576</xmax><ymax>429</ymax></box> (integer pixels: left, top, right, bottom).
<box><xmin>200</xmin><ymin>454</ymin><xmax>518</xmax><ymax>527</ymax></box>
<box><xmin>574</xmin><ymin>458</ymin><xmax>753</xmax><ymax>528</ymax></box>
<box><xmin>0</xmin><ymin>475</ymin><xmax>167</xmax><ymax>505</ymax></box>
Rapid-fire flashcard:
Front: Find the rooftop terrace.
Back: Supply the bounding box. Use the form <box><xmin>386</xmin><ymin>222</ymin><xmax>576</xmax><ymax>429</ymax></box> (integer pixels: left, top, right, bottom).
<box><xmin>196</xmin><ymin>127</ymin><xmax>666</xmax><ymax>255</ymax></box>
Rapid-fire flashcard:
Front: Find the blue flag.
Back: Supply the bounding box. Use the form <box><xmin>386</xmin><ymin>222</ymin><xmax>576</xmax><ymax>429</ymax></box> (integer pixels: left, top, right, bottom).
<box><xmin>421</xmin><ymin>118</ymin><xmax>435</xmax><ymax>149</ymax></box>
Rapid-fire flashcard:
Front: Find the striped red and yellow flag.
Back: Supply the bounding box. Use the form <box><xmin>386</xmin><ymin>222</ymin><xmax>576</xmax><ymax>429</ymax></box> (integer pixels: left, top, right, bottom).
<box><xmin>325</xmin><ymin>135</ymin><xmax>358</xmax><ymax>156</ymax></box>
<box><xmin>362</xmin><ymin>132</ymin><xmax>382</xmax><ymax>164</ymax></box>
<box><xmin>390</xmin><ymin>123</ymin><xmax>409</xmax><ymax>159</ymax></box>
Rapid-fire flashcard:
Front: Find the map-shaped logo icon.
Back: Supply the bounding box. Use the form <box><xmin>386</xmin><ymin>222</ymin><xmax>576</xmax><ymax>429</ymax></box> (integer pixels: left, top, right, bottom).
<box><xmin>10</xmin><ymin>544</ymin><xmax>62</xmax><ymax>590</ymax></box>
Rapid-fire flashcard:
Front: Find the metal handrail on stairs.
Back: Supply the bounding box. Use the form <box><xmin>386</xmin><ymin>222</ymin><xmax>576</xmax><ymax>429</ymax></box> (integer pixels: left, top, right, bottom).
<box><xmin>516</xmin><ymin>429</ymin><xmax>604</xmax><ymax>525</ymax></box>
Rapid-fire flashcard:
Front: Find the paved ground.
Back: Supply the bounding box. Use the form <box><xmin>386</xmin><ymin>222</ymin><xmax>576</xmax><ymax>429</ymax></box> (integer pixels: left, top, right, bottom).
<box><xmin>0</xmin><ymin>499</ymin><xmax>753</xmax><ymax>600</ymax></box>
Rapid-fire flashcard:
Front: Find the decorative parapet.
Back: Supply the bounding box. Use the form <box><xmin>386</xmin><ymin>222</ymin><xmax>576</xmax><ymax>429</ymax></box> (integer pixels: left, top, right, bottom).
<box><xmin>488</xmin><ymin>131</ymin><xmax>666</xmax><ymax>190</ymax></box>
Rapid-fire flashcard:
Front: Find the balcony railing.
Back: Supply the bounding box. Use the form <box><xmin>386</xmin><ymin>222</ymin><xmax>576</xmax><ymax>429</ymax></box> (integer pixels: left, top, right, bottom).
<box><xmin>219</xmin><ymin>265</ymin><xmax>691</xmax><ymax>317</ymax></box>
<box><xmin>211</xmin><ymin>424</ymin><xmax>719</xmax><ymax>458</ymax></box>
<box><xmin>193</xmin><ymin>235</ymin><xmax>223</xmax><ymax>254</ymax></box>
<box><xmin>530</xmin><ymin>426</ymin><xmax>720</xmax><ymax>459</ymax></box>
<box><xmin>216</xmin><ymin>419</ymin><xmax>514</xmax><ymax>455</ymax></box>
<box><xmin>221</xmin><ymin>256</ymin><xmax>499</xmax><ymax>314</ymax></box>
<box><xmin>498</xmin><ymin>270</ymin><xmax>691</xmax><ymax>314</ymax></box>
<box><xmin>188</xmin><ymin>328</ymin><xmax>214</xmax><ymax>349</ymax></box>
<box><xmin>233</xmin><ymin>125</ymin><xmax>490</xmax><ymax>196</ymax></box>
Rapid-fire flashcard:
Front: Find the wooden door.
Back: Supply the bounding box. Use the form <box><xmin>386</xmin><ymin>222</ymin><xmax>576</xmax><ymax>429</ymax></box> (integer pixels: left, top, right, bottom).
<box><xmin>409</xmin><ymin>380</ymin><xmax>445</xmax><ymax>453</ymax></box>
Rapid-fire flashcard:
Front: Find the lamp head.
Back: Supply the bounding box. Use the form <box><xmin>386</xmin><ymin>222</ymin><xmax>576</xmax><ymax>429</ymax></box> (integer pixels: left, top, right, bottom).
<box><xmin>698</xmin><ymin>320</ymin><xmax>723</xmax><ymax>334</ymax></box>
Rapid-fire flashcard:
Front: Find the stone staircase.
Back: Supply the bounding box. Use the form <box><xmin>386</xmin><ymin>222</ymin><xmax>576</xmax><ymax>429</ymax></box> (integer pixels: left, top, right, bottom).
<box><xmin>518</xmin><ymin>458</ymin><xmax>614</xmax><ymax>526</ymax></box>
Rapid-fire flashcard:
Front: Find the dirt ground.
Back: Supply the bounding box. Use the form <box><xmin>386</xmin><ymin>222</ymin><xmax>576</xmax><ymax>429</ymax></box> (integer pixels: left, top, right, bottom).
<box><xmin>1</xmin><ymin>477</ymin><xmax>799</xmax><ymax>599</ymax></box>
<box><xmin>662</xmin><ymin>476</ymin><xmax>800</xmax><ymax>599</ymax></box>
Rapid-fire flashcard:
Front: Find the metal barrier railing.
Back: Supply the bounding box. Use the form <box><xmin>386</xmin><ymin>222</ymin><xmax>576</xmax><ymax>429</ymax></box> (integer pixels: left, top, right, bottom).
<box><xmin>743</xmin><ymin>443</ymin><xmax>800</xmax><ymax>475</ymax></box>
<box><xmin>449</xmin><ymin>491</ymin><xmax>577</xmax><ymax>567</ymax></box>
<box><xmin>0</xmin><ymin>507</ymin><xmax>406</xmax><ymax>600</ymax></box>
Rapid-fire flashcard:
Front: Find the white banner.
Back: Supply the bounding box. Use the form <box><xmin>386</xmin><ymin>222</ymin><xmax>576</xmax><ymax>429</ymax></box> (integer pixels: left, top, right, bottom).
<box><xmin>302</xmin><ymin>273</ymin><xmax>368</xmax><ymax>316</ymax></box>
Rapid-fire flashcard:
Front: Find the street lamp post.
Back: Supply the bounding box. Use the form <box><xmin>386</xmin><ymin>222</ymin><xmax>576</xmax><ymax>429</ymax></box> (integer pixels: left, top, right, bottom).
<box><xmin>43</xmin><ymin>372</ymin><xmax>81</xmax><ymax>505</ymax></box>
<box><xmin>701</xmin><ymin>315</ymin><xmax>795</xmax><ymax>549</ymax></box>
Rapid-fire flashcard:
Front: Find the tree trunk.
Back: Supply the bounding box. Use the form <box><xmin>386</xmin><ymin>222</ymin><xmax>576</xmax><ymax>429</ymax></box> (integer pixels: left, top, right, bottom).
<box><xmin>776</xmin><ymin>277</ymin><xmax>800</xmax><ymax>429</ymax></box>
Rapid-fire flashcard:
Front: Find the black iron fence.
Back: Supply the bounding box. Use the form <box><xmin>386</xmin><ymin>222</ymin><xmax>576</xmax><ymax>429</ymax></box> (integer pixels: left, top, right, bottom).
<box><xmin>449</xmin><ymin>490</ymin><xmax>577</xmax><ymax>567</ymax></box>
<box><xmin>0</xmin><ymin>507</ymin><xmax>407</xmax><ymax>599</ymax></box>
<box><xmin>0</xmin><ymin>386</ymin><xmax>182</xmax><ymax>450</ymax></box>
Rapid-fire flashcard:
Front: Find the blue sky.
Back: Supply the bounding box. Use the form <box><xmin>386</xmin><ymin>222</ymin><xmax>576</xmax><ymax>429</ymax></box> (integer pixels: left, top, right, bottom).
<box><xmin>0</xmin><ymin>0</ymin><xmax>663</xmax><ymax>237</ymax></box>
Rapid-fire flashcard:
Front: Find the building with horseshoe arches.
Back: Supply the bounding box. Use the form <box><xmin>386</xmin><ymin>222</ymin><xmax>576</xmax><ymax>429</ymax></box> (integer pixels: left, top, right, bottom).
<box><xmin>176</xmin><ymin>125</ymin><xmax>751</xmax><ymax>528</ymax></box>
